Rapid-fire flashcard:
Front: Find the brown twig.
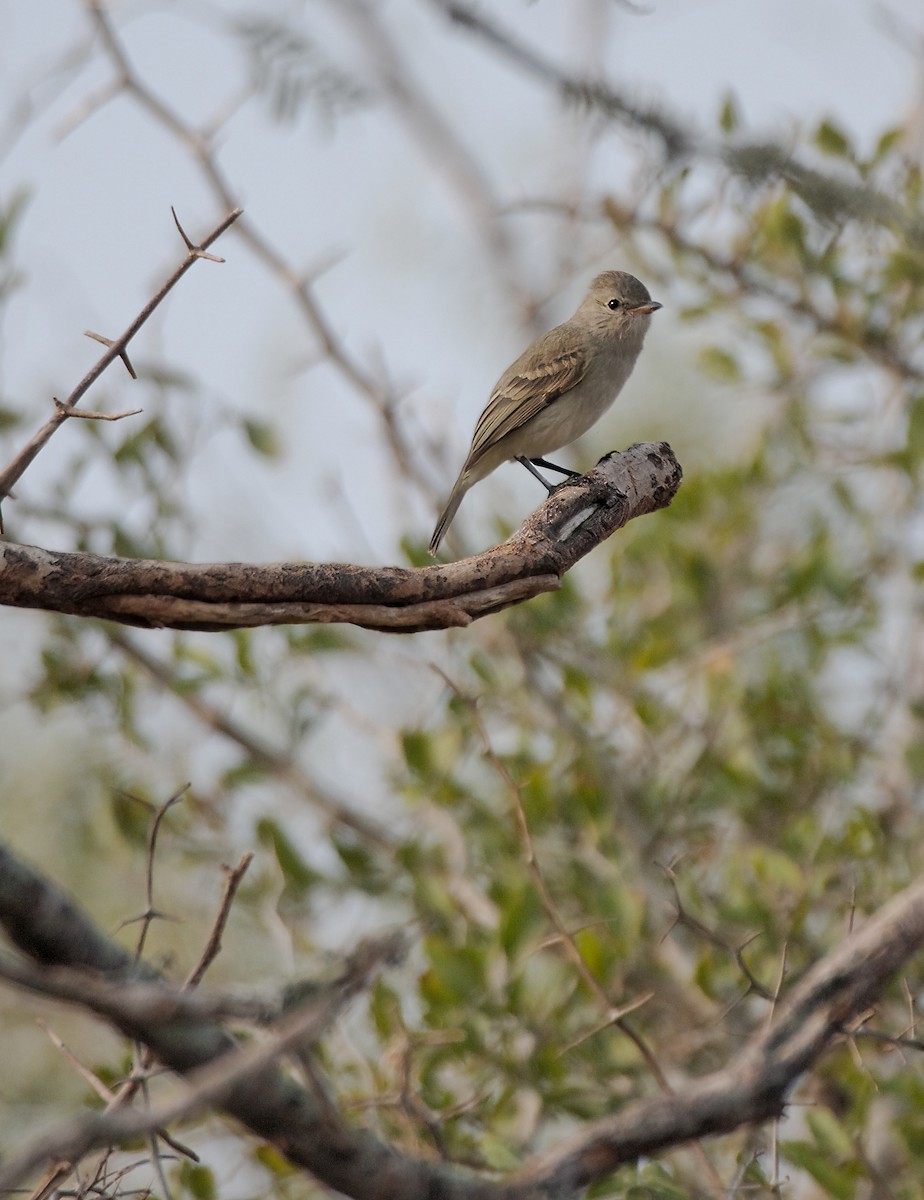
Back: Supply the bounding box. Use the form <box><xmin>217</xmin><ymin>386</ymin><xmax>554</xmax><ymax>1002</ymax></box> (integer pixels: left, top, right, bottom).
<box><xmin>131</xmin><ymin>785</ymin><xmax>189</xmax><ymax>960</ymax></box>
<box><xmin>430</xmin><ymin>1</ymin><xmax>924</xmax><ymax>249</ymax></box>
<box><xmin>0</xmin><ymin>207</ymin><xmax>242</xmax><ymax>523</ymax></box>
<box><xmin>38</xmin><ymin>1022</ymin><xmax>197</xmax><ymax>1166</ymax></box>
<box><xmin>603</xmin><ymin>203</ymin><xmax>924</xmax><ymax>384</ymax></box>
<box><xmin>659</xmin><ymin>861</ymin><xmax>777</xmax><ymax>1002</ymax></box>
<box><xmin>18</xmin><ymin>822</ymin><xmax>250</xmax><ymax>1200</ymax></box>
<box><xmin>0</xmin><ymin>877</ymin><xmax>406</xmax><ymax>1195</ymax></box>
<box><xmin>184</xmin><ymin>852</ymin><xmax>254</xmax><ymax>989</ymax></box>
<box><xmin>333</xmin><ymin>0</ymin><xmax>532</xmax><ymax>322</ymax></box>
<box><xmin>53</xmin><ymin>399</ymin><xmax>142</xmax><ymax>420</ymax></box>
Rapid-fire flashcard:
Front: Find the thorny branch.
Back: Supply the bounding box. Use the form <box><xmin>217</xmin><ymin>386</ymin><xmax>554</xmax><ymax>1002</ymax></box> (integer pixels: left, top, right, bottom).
<box><xmin>0</xmin><ymin>207</ymin><xmax>242</xmax><ymax>527</ymax></box>
<box><xmin>1</xmin><ymin>842</ymin><xmax>924</xmax><ymax>1200</ymax></box>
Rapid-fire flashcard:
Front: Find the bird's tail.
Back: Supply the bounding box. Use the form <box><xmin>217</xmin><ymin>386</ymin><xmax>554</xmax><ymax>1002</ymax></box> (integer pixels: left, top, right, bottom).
<box><xmin>429</xmin><ymin>474</ymin><xmax>471</xmax><ymax>556</ymax></box>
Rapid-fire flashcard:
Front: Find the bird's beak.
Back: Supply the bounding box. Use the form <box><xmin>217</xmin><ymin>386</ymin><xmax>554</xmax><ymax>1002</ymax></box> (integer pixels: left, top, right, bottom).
<box><xmin>629</xmin><ymin>301</ymin><xmax>662</xmax><ymax>315</ymax></box>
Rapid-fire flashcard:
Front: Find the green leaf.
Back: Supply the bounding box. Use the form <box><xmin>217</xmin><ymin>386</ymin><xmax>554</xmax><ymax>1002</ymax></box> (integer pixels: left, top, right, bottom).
<box><xmin>905</xmin><ymin>740</ymin><xmax>924</xmax><ymax>782</ymax></box>
<box><xmin>718</xmin><ymin>93</ymin><xmax>740</xmax><ymax>134</ymax></box>
<box><xmin>402</xmin><ymin>729</ymin><xmax>435</xmax><ymax>777</ymax></box>
<box><xmin>401</xmin><ymin>534</ymin><xmax>435</xmax><ymax>567</ymax></box>
<box><xmin>498</xmin><ymin>880</ymin><xmax>542</xmax><ymax>957</ymax></box>
<box><xmin>806</xmin><ymin>1105</ymin><xmax>856</xmax><ymax>1159</ymax></box>
<box><xmin>479</xmin><ymin>1131</ymin><xmax>521</xmax><ymax>1170</ymax></box>
<box><xmin>0</xmin><ymin>187</ymin><xmax>29</xmax><ymax>246</ymax></box>
<box><xmin>697</xmin><ymin>345</ymin><xmax>741</xmax><ymax>383</ymax></box>
<box><xmin>110</xmin><ymin>790</ymin><xmax>155</xmax><ymax>846</ymax></box>
<box><xmin>761</xmin><ymin>191</ymin><xmax>806</xmax><ymax>256</ymax></box>
<box><xmin>243</xmin><ymin>417</ymin><xmax>280</xmax><ymax>457</ymax></box>
<box><xmin>287</xmin><ymin>626</ymin><xmax>354</xmax><ymax>653</ymax></box>
<box><xmin>884</xmin><ymin>250</ymin><xmax>924</xmax><ymax>288</ymax></box>
<box><xmin>256</xmin><ymin>817</ymin><xmax>322</xmax><ymax>896</ymax></box>
<box><xmin>220</xmin><ymin>756</ymin><xmax>271</xmax><ymax>788</ymax></box>
<box><xmin>783</xmin><ymin>1139</ymin><xmax>859</xmax><ymax>1200</ymax></box>
<box><xmin>331</xmin><ymin>831</ymin><xmax>384</xmax><ymax>889</ymax></box>
<box><xmin>871</xmin><ymin>126</ymin><xmax>902</xmax><ymax>166</ymax></box>
<box><xmin>370</xmin><ymin>978</ymin><xmax>404</xmax><ymax>1039</ymax></box>
<box><xmin>421</xmin><ymin>938</ymin><xmax>486</xmax><ymax>1006</ymax></box>
<box><xmin>177</xmin><ymin>1164</ymin><xmax>216</xmax><ymax>1200</ymax></box>
<box><xmin>814</xmin><ymin>119</ymin><xmax>853</xmax><ymax>158</ymax></box>
<box><xmin>253</xmin><ymin>1144</ymin><xmax>296</xmax><ymax>1176</ymax></box>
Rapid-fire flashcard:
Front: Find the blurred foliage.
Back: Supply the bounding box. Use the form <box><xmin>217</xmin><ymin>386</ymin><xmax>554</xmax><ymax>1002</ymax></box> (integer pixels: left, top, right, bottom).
<box><xmin>2</xmin><ymin>16</ymin><xmax>924</xmax><ymax>1200</ymax></box>
<box><xmin>235</xmin><ymin>16</ymin><xmax>370</xmax><ymax>125</ymax></box>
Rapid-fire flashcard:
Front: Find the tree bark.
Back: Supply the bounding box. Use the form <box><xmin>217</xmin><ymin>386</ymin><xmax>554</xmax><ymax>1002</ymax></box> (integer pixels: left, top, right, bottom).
<box><xmin>0</xmin><ymin>443</ymin><xmax>682</xmax><ymax>633</ymax></box>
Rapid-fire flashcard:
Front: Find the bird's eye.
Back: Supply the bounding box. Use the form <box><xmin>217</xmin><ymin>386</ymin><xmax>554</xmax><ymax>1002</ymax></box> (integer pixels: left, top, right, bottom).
<box><xmin>607</xmin><ymin>298</ymin><xmax>622</xmax><ymax>310</ymax></box>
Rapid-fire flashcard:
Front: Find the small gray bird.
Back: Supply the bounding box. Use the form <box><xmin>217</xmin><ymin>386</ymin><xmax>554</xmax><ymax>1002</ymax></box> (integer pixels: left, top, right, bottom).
<box><xmin>429</xmin><ymin>270</ymin><xmax>661</xmax><ymax>555</ymax></box>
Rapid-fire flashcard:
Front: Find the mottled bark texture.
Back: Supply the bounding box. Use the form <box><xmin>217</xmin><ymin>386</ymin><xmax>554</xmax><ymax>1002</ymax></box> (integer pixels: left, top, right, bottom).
<box><xmin>0</xmin><ymin>443</ymin><xmax>682</xmax><ymax>633</ymax></box>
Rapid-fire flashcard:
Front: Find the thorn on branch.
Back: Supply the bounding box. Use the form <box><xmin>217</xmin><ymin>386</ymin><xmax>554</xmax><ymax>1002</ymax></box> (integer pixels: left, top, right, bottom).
<box><xmin>54</xmin><ymin>398</ymin><xmax>143</xmax><ymax>422</ymax></box>
<box><xmin>658</xmin><ymin>860</ymin><xmax>777</xmax><ymax>1000</ymax></box>
<box><xmin>0</xmin><ymin>208</ymin><xmax>241</xmax><ymax>523</ymax></box>
<box><xmin>171</xmin><ymin>206</ymin><xmax>226</xmax><ymax>263</ymax></box>
<box><xmin>84</xmin><ymin>330</ymin><xmax>137</xmax><ymax>379</ymax></box>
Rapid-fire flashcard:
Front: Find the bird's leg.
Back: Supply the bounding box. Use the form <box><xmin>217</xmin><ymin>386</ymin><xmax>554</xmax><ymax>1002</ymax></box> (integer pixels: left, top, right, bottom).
<box><xmin>515</xmin><ymin>456</ymin><xmax>556</xmax><ymax>492</ymax></box>
<box><xmin>515</xmin><ymin>455</ymin><xmax>574</xmax><ymax>494</ymax></box>
<box><xmin>529</xmin><ymin>457</ymin><xmax>580</xmax><ymax>478</ymax></box>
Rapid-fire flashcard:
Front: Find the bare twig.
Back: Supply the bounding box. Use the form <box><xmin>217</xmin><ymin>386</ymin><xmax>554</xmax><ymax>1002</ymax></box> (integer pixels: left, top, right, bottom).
<box><xmin>428</xmin><ymin>0</ymin><xmax>690</xmax><ymax>154</ymax></box>
<box><xmin>333</xmin><ymin>0</ymin><xmax>532</xmax><ymax>320</ymax></box>
<box><xmin>0</xmin><ymin>859</ymin><xmax>406</xmax><ymax>1195</ymax></box>
<box><xmin>37</xmin><ymin>1022</ymin><xmax>197</xmax><ymax>1169</ymax></box>
<box><xmin>0</xmin><ymin>207</ymin><xmax>242</xmax><ymax>521</ymax></box>
<box><xmin>130</xmin><ymin>785</ymin><xmax>189</xmax><ymax>959</ymax></box>
<box><xmin>603</xmin><ymin>203</ymin><xmax>924</xmax><ymax>384</ymax></box>
<box><xmin>41</xmin><ymin>1022</ymin><xmax>121</xmax><ymax>1104</ymax></box>
<box><xmin>83</xmin><ymin>329</ymin><xmax>137</xmax><ymax>378</ymax></box>
<box><xmin>659</xmin><ymin>862</ymin><xmax>776</xmax><ymax>1002</ymax></box>
<box><xmin>184</xmin><ymin>852</ymin><xmax>254</xmax><ymax>989</ymax></box>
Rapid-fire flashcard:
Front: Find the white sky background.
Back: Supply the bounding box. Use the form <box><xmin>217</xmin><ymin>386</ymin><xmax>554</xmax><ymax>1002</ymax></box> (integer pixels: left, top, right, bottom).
<box><xmin>1</xmin><ymin>0</ymin><xmax>923</xmax><ymax>570</ymax></box>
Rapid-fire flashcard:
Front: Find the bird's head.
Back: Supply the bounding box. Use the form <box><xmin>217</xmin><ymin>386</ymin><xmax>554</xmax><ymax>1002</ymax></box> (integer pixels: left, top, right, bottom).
<box><xmin>581</xmin><ymin>271</ymin><xmax>662</xmax><ymax>337</ymax></box>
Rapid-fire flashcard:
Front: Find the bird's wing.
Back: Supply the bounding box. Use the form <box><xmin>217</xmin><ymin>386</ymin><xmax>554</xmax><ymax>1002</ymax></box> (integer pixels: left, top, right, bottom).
<box><xmin>466</xmin><ymin>342</ymin><xmax>588</xmax><ymax>467</ymax></box>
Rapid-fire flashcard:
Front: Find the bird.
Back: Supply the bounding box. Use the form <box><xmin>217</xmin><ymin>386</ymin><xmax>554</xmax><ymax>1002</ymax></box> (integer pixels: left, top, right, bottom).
<box><xmin>428</xmin><ymin>270</ymin><xmax>661</xmax><ymax>555</ymax></box>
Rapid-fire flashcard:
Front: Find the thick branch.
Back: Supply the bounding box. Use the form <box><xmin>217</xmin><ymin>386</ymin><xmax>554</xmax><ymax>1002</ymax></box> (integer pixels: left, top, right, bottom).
<box><xmin>0</xmin><ymin>443</ymin><xmax>682</xmax><ymax>633</ymax></box>
<box><xmin>1</xmin><ymin>842</ymin><xmax>924</xmax><ymax>1200</ymax></box>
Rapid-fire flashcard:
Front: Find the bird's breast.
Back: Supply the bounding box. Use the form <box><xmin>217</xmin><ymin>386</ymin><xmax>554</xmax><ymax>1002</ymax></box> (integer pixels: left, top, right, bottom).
<box><xmin>509</xmin><ymin>347</ymin><xmax>638</xmax><ymax>457</ymax></box>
